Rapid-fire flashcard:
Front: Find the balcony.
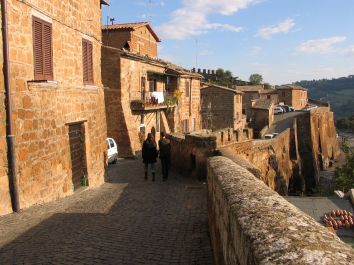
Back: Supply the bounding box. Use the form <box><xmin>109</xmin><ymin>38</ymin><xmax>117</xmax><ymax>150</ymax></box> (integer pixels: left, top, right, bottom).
<box><xmin>131</xmin><ymin>92</ymin><xmax>177</xmax><ymax>112</ymax></box>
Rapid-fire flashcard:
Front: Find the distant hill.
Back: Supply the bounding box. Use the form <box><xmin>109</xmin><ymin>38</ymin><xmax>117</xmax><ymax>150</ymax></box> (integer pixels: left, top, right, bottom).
<box><xmin>295</xmin><ymin>76</ymin><xmax>354</xmax><ymax>119</ymax></box>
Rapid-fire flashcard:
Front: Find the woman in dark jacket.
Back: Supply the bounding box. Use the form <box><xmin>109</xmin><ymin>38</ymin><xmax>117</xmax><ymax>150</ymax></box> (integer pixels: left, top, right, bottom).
<box><xmin>142</xmin><ymin>133</ymin><xmax>158</xmax><ymax>181</ymax></box>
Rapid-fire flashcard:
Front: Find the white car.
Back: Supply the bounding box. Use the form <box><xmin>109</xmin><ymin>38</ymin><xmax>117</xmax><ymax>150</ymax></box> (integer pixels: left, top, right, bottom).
<box><xmin>107</xmin><ymin>138</ymin><xmax>118</xmax><ymax>164</ymax></box>
<box><xmin>264</xmin><ymin>134</ymin><xmax>275</xmax><ymax>139</ymax></box>
<box><xmin>274</xmin><ymin>107</ymin><xmax>284</xmax><ymax>114</ymax></box>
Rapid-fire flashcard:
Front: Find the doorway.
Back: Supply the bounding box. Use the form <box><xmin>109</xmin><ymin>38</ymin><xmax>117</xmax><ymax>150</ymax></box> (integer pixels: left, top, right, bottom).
<box><xmin>68</xmin><ymin>123</ymin><xmax>87</xmax><ymax>190</ymax></box>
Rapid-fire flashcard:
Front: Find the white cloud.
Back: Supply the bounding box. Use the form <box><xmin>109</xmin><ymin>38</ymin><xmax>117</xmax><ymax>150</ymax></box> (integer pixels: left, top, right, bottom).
<box><xmin>257</xmin><ymin>18</ymin><xmax>295</xmax><ymax>39</ymax></box>
<box><xmin>344</xmin><ymin>45</ymin><xmax>354</xmax><ymax>56</ymax></box>
<box><xmin>157</xmin><ymin>0</ymin><xmax>254</xmax><ymax>40</ymax></box>
<box><xmin>296</xmin><ymin>36</ymin><xmax>347</xmax><ymax>54</ymax></box>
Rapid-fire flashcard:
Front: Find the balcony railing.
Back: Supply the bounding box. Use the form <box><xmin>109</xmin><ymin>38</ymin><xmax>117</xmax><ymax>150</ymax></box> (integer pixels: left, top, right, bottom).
<box><xmin>131</xmin><ymin>92</ymin><xmax>177</xmax><ymax>111</ymax></box>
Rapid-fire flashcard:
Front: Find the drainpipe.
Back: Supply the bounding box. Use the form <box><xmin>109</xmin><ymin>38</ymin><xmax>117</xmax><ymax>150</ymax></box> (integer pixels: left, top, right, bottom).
<box><xmin>1</xmin><ymin>0</ymin><xmax>20</xmax><ymax>212</ymax></box>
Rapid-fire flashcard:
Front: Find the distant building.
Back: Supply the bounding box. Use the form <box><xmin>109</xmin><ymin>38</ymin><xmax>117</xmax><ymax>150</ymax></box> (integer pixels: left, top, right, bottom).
<box><xmin>251</xmin><ymin>99</ymin><xmax>275</xmax><ymax>135</ymax></box>
<box><xmin>201</xmin><ymin>84</ymin><xmax>245</xmax><ymax>131</ymax></box>
<box><xmin>102</xmin><ymin>22</ymin><xmax>161</xmax><ymax>58</ymax></box>
<box><xmin>276</xmin><ymin>85</ymin><xmax>308</xmax><ymax>110</ymax></box>
<box><xmin>235</xmin><ymin>85</ymin><xmax>265</xmax><ymax>119</ymax></box>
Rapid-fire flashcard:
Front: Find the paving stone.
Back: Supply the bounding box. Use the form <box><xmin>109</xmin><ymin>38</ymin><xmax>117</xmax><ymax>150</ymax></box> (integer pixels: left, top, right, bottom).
<box><xmin>0</xmin><ymin>159</ymin><xmax>214</xmax><ymax>264</ymax></box>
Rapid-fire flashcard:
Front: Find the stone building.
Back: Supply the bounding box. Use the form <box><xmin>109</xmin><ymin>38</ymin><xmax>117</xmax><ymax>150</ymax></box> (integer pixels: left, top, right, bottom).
<box><xmin>200</xmin><ymin>84</ymin><xmax>245</xmax><ymax>131</ymax></box>
<box><xmin>259</xmin><ymin>89</ymin><xmax>279</xmax><ymax>104</ymax></box>
<box><xmin>102</xmin><ymin>45</ymin><xmax>203</xmax><ymax>157</ymax></box>
<box><xmin>235</xmin><ymin>85</ymin><xmax>265</xmax><ymax>119</ymax></box>
<box><xmin>276</xmin><ymin>85</ymin><xmax>308</xmax><ymax>110</ymax></box>
<box><xmin>0</xmin><ymin>0</ymin><xmax>108</xmax><ymax>215</ymax></box>
<box><xmin>250</xmin><ymin>99</ymin><xmax>275</xmax><ymax>135</ymax></box>
<box><xmin>102</xmin><ymin>22</ymin><xmax>160</xmax><ymax>58</ymax></box>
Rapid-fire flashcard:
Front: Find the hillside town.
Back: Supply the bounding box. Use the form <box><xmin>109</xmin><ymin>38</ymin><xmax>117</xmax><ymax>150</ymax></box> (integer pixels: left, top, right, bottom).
<box><xmin>0</xmin><ymin>1</ymin><xmax>353</xmax><ymax>264</ymax></box>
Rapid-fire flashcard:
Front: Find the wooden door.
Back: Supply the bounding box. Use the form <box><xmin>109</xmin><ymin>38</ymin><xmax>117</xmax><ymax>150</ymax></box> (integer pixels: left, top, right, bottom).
<box><xmin>68</xmin><ymin>123</ymin><xmax>86</xmax><ymax>190</ymax></box>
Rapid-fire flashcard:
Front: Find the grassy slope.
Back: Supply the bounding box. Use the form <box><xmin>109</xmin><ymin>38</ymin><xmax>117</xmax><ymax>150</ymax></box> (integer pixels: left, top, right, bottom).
<box><xmin>296</xmin><ymin>77</ymin><xmax>354</xmax><ymax>119</ymax></box>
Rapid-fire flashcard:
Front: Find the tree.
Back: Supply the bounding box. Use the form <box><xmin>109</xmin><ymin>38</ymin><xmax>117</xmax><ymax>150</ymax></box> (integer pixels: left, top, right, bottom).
<box><xmin>249</xmin><ymin>74</ymin><xmax>263</xmax><ymax>85</ymax></box>
<box><xmin>264</xmin><ymin>82</ymin><xmax>272</xmax><ymax>90</ymax></box>
<box><xmin>215</xmin><ymin>68</ymin><xmax>234</xmax><ymax>87</ymax></box>
<box><xmin>334</xmin><ymin>142</ymin><xmax>354</xmax><ymax>192</ymax></box>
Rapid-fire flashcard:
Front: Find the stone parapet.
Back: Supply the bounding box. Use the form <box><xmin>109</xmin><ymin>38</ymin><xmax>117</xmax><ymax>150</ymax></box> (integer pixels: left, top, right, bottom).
<box><xmin>207</xmin><ymin>156</ymin><xmax>354</xmax><ymax>265</ymax></box>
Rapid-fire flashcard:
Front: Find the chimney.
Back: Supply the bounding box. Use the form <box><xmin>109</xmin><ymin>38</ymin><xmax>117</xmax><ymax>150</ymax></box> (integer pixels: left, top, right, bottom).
<box><xmin>203</xmin><ymin>69</ymin><xmax>206</xmax><ymax>74</ymax></box>
<box><xmin>212</xmin><ymin>70</ymin><xmax>215</xmax><ymax>75</ymax></box>
<box><xmin>192</xmin><ymin>68</ymin><xmax>196</xmax><ymax>72</ymax></box>
<box><xmin>207</xmin><ymin>70</ymin><xmax>211</xmax><ymax>75</ymax></box>
<box><xmin>198</xmin><ymin>68</ymin><xmax>201</xmax><ymax>73</ymax></box>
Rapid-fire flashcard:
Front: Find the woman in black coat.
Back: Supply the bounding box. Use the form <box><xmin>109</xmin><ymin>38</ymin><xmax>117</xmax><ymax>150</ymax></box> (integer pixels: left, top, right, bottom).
<box><xmin>142</xmin><ymin>133</ymin><xmax>158</xmax><ymax>181</ymax></box>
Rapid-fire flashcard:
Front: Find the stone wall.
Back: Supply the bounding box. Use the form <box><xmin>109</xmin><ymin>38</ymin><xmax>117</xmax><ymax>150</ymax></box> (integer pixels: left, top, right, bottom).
<box><xmin>220</xmin><ymin>108</ymin><xmax>339</xmax><ymax>194</ymax></box>
<box><xmin>0</xmin><ymin>0</ymin><xmax>107</xmax><ymax>213</ymax></box>
<box><xmin>207</xmin><ymin>156</ymin><xmax>353</xmax><ymax>265</ymax></box>
<box><xmin>220</xmin><ymin>129</ymin><xmax>295</xmax><ymax>193</ymax></box>
<box><xmin>0</xmin><ymin>20</ymin><xmax>12</xmax><ymax>214</ymax></box>
<box><xmin>167</xmin><ymin>133</ymin><xmax>217</xmax><ymax>178</ymax></box>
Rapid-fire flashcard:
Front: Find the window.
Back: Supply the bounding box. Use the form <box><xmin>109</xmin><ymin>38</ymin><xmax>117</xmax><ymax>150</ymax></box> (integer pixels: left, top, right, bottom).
<box><xmin>149</xmin><ymin>79</ymin><xmax>157</xmax><ymax>92</ymax></box>
<box><xmin>267</xmin><ymin>95</ymin><xmax>271</xmax><ymax>99</ymax></box>
<box><xmin>183</xmin><ymin>119</ymin><xmax>189</xmax><ymax>133</ymax></box>
<box><xmin>185</xmin><ymin>80</ymin><xmax>190</xmax><ymax>97</ymax></box>
<box><xmin>32</xmin><ymin>16</ymin><xmax>53</xmax><ymax>80</ymax></box>
<box><xmin>82</xmin><ymin>39</ymin><xmax>94</xmax><ymax>85</ymax></box>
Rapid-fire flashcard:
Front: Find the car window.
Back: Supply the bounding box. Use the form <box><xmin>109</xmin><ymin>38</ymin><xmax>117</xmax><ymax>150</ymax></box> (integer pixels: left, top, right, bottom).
<box><xmin>109</xmin><ymin>139</ymin><xmax>114</xmax><ymax>148</ymax></box>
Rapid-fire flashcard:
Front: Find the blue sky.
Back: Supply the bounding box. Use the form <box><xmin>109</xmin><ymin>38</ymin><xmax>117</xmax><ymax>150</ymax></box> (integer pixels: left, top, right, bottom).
<box><xmin>102</xmin><ymin>0</ymin><xmax>354</xmax><ymax>85</ymax></box>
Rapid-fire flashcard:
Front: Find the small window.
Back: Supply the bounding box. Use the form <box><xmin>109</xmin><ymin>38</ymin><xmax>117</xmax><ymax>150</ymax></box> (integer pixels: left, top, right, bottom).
<box><xmin>149</xmin><ymin>80</ymin><xmax>156</xmax><ymax>92</ymax></box>
<box><xmin>185</xmin><ymin>80</ymin><xmax>190</xmax><ymax>97</ymax></box>
<box><xmin>267</xmin><ymin>95</ymin><xmax>271</xmax><ymax>99</ymax></box>
<box><xmin>82</xmin><ymin>39</ymin><xmax>94</xmax><ymax>85</ymax></box>
<box><xmin>32</xmin><ymin>16</ymin><xmax>53</xmax><ymax>80</ymax></box>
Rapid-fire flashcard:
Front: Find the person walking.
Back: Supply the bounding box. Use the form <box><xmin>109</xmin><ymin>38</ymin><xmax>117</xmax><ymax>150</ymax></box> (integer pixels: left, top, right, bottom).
<box><xmin>158</xmin><ymin>132</ymin><xmax>171</xmax><ymax>181</ymax></box>
<box><xmin>142</xmin><ymin>133</ymin><xmax>158</xmax><ymax>181</ymax></box>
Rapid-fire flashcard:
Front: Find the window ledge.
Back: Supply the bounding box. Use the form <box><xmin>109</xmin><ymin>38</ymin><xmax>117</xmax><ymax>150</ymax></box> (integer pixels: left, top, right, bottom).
<box><xmin>83</xmin><ymin>85</ymin><xmax>97</xmax><ymax>90</ymax></box>
<box><xmin>27</xmin><ymin>80</ymin><xmax>59</xmax><ymax>90</ymax></box>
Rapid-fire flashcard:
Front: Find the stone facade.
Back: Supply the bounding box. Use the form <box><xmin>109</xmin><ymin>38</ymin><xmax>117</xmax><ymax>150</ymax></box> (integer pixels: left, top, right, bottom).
<box><xmin>0</xmin><ymin>0</ymin><xmax>107</xmax><ymax>214</ymax></box>
<box><xmin>201</xmin><ymin>84</ymin><xmax>244</xmax><ymax>131</ymax></box>
<box><xmin>220</xmin><ymin>107</ymin><xmax>339</xmax><ymax>194</ymax></box>
<box><xmin>207</xmin><ymin>156</ymin><xmax>354</xmax><ymax>265</ymax></box>
<box><xmin>102</xmin><ymin>22</ymin><xmax>160</xmax><ymax>58</ymax></box>
<box><xmin>235</xmin><ymin>85</ymin><xmax>264</xmax><ymax>119</ymax></box>
<box><xmin>251</xmin><ymin>99</ymin><xmax>275</xmax><ymax>134</ymax></box>
<box><xmin>102</xmin><ymin>47</ymin><xmax>202</xmax><ymax>157</ymax></box>
<box><xmin>277</xmin><ymin>85</ymin><xmax>308</xmax><ymax>110</ymax></box>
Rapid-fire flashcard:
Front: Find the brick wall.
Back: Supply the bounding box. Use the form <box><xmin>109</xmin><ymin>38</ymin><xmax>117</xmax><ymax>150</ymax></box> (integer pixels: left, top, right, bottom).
<box><xmin>102</xmin><ymin>25</ymin><xmax>158</xmax><ymax>58</ymax></box>
<box><xmin>102</xmin><ymin>29</ymin><xmax>131</xmax><ymax>51</ymax></box>
<box><xmin>201</xmin><ymin>87</ymin><xmax>234</xmax><ymax>130</ymax></box>
<box><xmin>0</xmin><ymin>0</ymin><xmax>107</xmax><ymax>213</ymax></box>
<box><xmin>171</xmin><ymin>77</ymin><xmax>201</xmax><ymax>133</ymax></box>
<box><xmin>0</xmin><ymin>21</ymin><xmax>12</xmax><ymax>214</ymax></box>
<box><xmin>131</xmin><ymin>28</ymin><xmax>158</xmax><ymax>57</ymax></box>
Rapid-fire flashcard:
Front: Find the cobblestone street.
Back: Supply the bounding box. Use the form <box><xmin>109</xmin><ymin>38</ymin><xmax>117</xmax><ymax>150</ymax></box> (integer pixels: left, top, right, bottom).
<box><xmin>0</xmin><ymin>160</ymin><xmax>213</xmax><ymax>265</ymax></box>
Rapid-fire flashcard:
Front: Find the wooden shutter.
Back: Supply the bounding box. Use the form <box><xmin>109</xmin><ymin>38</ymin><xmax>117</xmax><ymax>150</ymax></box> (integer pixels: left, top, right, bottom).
<box><xmin>82</xmin><ymin>39</ymin><xmax>94</xmax><ymax>85</ymax></box>
<box><xmin>32</xmin><ymin>17</ymin><xmax>53</xmax><ymax>81</ymax></box>
<box><xmin>43</xmin><ymin>22</ymin><xmax>53</xmax><ymax>80</ymax></box>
